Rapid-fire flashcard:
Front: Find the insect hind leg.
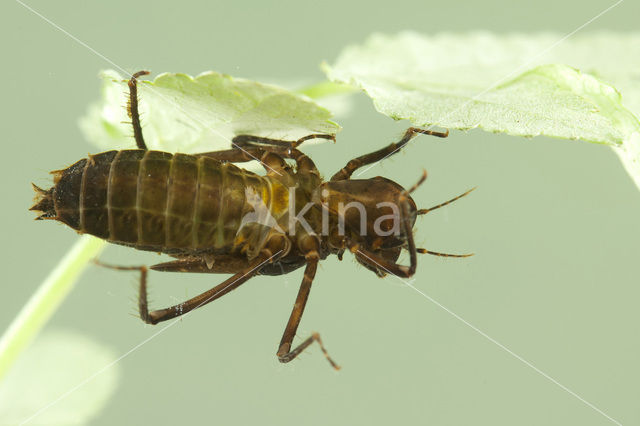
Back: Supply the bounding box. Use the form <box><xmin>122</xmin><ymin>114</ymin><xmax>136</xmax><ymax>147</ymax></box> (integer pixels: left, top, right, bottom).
<box><xmin>93</xmin><ymin>260</ymin><xmax>153</xmax><ymax>323</ymax></box>
<box><xmin>94</xmin><ymin>256</ymin><xmax>268</xmax><ymax>325</ymax></box>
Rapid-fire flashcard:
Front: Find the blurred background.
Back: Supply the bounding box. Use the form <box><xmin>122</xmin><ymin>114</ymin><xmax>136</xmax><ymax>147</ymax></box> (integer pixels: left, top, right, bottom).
<box><xmin>1</xmin><ymin>0</ymin><xmax>639</xmax><ymax>425</ymax></box>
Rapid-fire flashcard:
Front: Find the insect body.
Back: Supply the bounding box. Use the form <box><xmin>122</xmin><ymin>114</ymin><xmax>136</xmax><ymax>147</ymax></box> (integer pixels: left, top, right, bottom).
<box><xmin>33</xmin><ymin>150</ymin><xmax>291</xmax><ymax>257</ymax></box>
<box><xmin>31</xmin><ymin>71</ymin><xmax>473</xmax><ymax>369</ymax></box>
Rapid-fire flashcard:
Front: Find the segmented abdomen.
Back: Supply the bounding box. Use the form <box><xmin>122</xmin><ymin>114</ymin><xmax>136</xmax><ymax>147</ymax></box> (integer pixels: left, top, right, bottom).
<box><xmin>48</xmin><ymin>150</ymin><xmax>272</xmax><ymax>254</ymax></box>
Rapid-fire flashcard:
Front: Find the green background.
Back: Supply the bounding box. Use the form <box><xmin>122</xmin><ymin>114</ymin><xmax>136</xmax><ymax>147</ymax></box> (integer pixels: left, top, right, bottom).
<box><xmin>2</xmin><ymin>0</ymin><xmax>639</xmax><ymax>425</ymax></box>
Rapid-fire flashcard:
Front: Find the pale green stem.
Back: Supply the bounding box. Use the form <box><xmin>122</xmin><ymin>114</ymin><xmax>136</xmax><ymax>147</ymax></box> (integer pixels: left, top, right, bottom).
<box><xmin>0</xmin><ymin>235</ymin><xmax>106</xmax><ymax>380</ymax></box>
<box><xmin>297</xmin><ymin>80</ymin><xmax>358</xmax><ymax>99</ymax></box>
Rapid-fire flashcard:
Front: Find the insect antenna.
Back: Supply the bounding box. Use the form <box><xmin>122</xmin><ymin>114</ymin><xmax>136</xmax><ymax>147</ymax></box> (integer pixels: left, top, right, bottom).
<box><xmin>417</xmin><ymin>248</ymin><xmax>474</xmax><ymax>258</ymax></box>
<box><xmin>407</xmin><ymin>169</ymin><xmax>427</xmax><ymax>194</ymax></box>
<box><xmin>417</xmin><ymin>187</ymin><xmax>476</xmax><ymax>215</ymax></box>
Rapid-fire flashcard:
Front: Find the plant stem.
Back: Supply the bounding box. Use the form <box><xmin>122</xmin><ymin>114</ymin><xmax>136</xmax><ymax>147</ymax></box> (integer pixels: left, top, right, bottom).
<box><xmin>0</xmin><ymin>235</ymin><xmax>106</xmax><ymax>380</ymax></box>
<box><xmin>297</xmin><ymin>80</ymin><xmax>358</xmax><ymax>99</ymax></box>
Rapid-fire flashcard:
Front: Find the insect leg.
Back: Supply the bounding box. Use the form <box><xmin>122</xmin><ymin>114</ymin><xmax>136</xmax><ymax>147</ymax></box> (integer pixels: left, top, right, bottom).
<box><xmin>199</xmin><ymin>147</ymin><xmax>289</xmax><ymax>176</ymax></box>
<box><xmin>227</xmin><ymin>145</ymin><xmax>321</xmax><ymax>176</ymax></box>
<box><xmin>127</xmin><ymin>70</ymin><xmax>149</xmax><ymax>150</ymax></box>
<box><xmin>232</xmin><ymin>144</ymin><xmax>321</xmax><ymax>176</ymax></box>
<box><xmin>199</xmin><ymin>145</ymin><xmax>319</xmax><ymax>177</ymax></box>
<box><xmin>287</xmin><ymin>147</ymin><xmax>321</xmax><ymax>176</ymax></box>
<box><xmin>95</xmin><ymin>256</ymin><xmax>268</xmax><ymax>324</ymax></box>
<box><xmin>350</xmin><ymin>244</ymin><xmax>413</xmax><ymax>278</ymax></box>
<box><xmin>277</xmin><ymin>257</ymin><xmax>340</xmax><ymax>369</ymax></box>
<box><xmin>197</xmin><ymin>147</ymin><xmax>289</xmax><ymax>176</ymax></box>
<box><xmin>150</xmin><ymin>254</ymin><xmax>251</xmax><ymax>274</ymax></box>
<box><xmin>400</xmin><ymin>195</ymin><xmax>418</xmax><ymax>276</ymax></box>
<box><xmin>230</xmin><ymin>134</ymin><xmax>330</xmax><ymax>176</ymax></box>
<box><xmin>92</xmin><ymin>260</ymin><xmax>154</xmax><ymax>323</ymax></box>
<box><xmin>232</xmin><ymin>133</ymin><xmax>335</xmax><ymax>149</ymax></box>
<box><xmin>142</xmin><ymin>255</ymin><xmax>272</xmax><ymax>324</ymax></box>
<box><xmin>331</xmin><ymin>127</ymin><xmax>448</xmax><ymax>181</ymax></box>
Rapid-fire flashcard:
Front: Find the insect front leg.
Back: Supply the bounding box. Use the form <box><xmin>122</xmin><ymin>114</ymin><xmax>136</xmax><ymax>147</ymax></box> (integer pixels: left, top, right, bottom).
<box><xmin>330</xmin><ymin>127</ymin><xmax>448</xmax><ymax>181</ymax></box>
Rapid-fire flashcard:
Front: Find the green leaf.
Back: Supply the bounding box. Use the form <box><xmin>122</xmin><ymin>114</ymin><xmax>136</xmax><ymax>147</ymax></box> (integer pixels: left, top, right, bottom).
<box><xmin>325</xmin><ymin>32</ymin><xmax>640</xmax><ymax>145</ymax></box>
<box><xmin>324</xmin><ymin>31</ymin><xmax>640</xmax><ymax>188</ymax></box>
<box><xmin>0</xmin><ymin>329</ymin><xmax>120</xmax><ymax>425</ymax></box>
<box><xmin>80</xmin><ymin>70</ymin><xmax>340</xmax><ymax>154</ymax></box>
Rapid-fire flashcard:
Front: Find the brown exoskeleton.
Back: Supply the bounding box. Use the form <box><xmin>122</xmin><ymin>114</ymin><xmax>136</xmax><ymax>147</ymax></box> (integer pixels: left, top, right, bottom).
<box><xmin>30</xmin><ymin>71</ymin><xmax>474</xmax><ymax>369</ymax></box>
